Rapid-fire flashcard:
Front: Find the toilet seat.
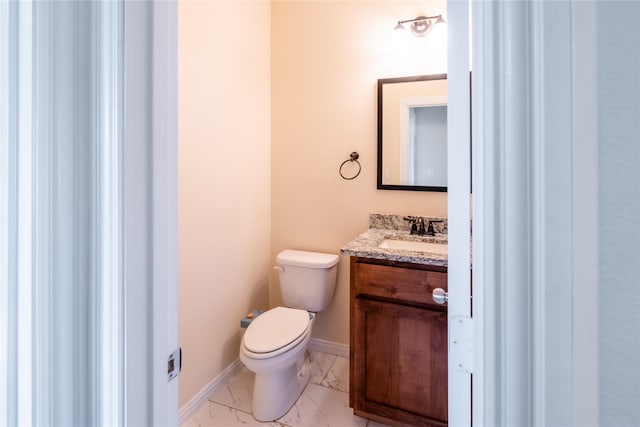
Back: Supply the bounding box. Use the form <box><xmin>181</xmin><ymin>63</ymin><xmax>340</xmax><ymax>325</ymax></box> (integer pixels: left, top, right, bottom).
<box><xmin>242</xmin><ymin>306</ymin><xmax>311</xmax><ymax>360</ymax></box>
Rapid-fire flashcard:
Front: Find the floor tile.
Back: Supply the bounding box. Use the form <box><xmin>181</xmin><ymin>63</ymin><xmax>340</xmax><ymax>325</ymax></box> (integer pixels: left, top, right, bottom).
<box><xmin>183</xmin><ymin>401</ymin><xmax>283</xmax><ymax>427</ymax></box>
<box><xmin>276</xmin><ymin>383</ymin><xmax>367</xmax><ymax>427</ymax></box>
<box><xmin>181</xmin><ymin>352</ymin><xmax>392</xmax><ymax>427</ymax></box>
<box><xmin>320</xmin><ymin>356</ymin><xmax>349</xmax><ymax>392</ymax></box>
<box><xmin>307</xmin><ymin>350</ymin><xmax>337</xmax><ymax>385</ymax></box>
<box><xmin>209</xmin><ymin>367</ymin><xmax>255</xmax><ymax>413</ymax></box>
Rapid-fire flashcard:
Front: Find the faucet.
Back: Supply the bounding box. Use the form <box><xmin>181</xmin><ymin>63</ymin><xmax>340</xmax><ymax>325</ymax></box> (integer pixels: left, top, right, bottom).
<box><xmin>426</xmin><ymin>219</ymin><xmax>444</xmax><ymax>236</ymax></box>
<box><xmin>404</xmin><ymin>216</ymin><xmax>428</xmax><ymax>235</ymax></box>
<box><xmin>405</xmin><ymin>216</ymin><xmax>439</xmax><ymax>236</ymax></box>
<box><xmin>403</xmin><ymin>216</ymin><xmax>419</xmax><ymax>234</ymax></box>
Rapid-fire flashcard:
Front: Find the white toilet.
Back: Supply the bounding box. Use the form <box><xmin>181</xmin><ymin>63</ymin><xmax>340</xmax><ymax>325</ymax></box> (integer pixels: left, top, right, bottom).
<box><xmin>239</xmin><ymin>249</ymin><xmax>339</xmax><ymax>421</ymax></box>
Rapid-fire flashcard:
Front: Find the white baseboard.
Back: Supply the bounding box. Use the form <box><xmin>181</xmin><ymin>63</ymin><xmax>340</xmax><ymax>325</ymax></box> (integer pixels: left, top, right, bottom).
<box><xmin>177</xmin><ymin>358</ymin><xmax>244</xmax><ymax>424</ymax></box>
<box><xmin>177</xmin><ymin>339</ymin><xmax>349</xmax><ymax>424</ymax></box>
<box><xmin>308</xmin><ymin>338</ymin><xmax>349</xmax><ymax>358</ymax></box>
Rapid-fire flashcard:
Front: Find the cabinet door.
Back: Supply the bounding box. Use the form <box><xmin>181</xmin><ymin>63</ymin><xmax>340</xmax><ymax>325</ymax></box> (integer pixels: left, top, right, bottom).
<box><xmin>352</xmin><ymin>296</ymin><xmax>448</xmax><ymax>426</ymax></box>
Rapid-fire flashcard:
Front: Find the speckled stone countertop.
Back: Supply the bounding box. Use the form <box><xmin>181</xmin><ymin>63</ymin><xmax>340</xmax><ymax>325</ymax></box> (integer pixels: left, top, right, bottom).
<box><xmin>340</xmin><ymin>214</ymin><xmax>448</xmax><ymax>267</ymax></box>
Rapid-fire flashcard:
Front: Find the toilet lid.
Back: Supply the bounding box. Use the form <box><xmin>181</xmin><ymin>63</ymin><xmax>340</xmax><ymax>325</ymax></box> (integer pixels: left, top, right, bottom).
<box><xmin>243</xmin><ymin>307</ymin><xmax>310</xmax><ymax>354</ymax></box>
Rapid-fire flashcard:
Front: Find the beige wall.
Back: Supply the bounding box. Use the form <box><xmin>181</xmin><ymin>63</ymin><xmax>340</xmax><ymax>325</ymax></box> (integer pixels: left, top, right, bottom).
<box><xmin>271</xmin><ymin>0</ymin><xmax>447</xmax><ymax>345</ymax></box>
<box><xmin>178</xmin><ymin>1</ymin><xmax>271</xmax><ymax>407</ymax></box>
<box><xmin>179</xmin><ymin>0</ymin><xmax>448</xmax><ymax>409</ymax></box>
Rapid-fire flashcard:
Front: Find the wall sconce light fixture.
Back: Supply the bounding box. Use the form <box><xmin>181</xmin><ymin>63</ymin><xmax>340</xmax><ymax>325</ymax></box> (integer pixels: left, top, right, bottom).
<box><xmin>394</xmin><ymin>15</ymin><xmax>446</xmax><ymax>37</ymax></box>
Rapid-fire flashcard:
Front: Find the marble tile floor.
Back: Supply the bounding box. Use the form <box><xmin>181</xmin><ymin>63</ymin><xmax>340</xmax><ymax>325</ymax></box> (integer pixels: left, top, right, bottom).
<box><xmin>182</xmin><ymin>351</ymin><xmax>391</xmax><ymax>427</ymax></box>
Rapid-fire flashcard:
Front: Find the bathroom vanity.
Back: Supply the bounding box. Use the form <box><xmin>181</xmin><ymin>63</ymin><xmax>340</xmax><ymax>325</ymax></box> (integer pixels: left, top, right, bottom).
<box><xmin>341</xmin><ymin>214</ymin><xmax>449</xmax><ymax>427</ymax></box>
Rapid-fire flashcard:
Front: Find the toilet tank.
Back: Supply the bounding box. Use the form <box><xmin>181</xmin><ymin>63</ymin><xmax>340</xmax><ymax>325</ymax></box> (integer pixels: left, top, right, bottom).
<box><xmin>276</xmin><ymin>250</ymin><xmax>339</xmax><ymax>312</ymax></box>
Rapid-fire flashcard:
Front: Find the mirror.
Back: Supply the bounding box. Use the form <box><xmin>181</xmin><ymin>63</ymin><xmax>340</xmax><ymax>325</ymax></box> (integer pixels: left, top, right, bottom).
<box><xmin>377</xmin><ymin>74</ymin><xmax>447</xmax><ymax>191</ymax></box>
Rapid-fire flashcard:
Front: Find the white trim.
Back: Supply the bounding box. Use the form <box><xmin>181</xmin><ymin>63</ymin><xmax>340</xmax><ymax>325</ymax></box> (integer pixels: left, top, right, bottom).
<box><xmin>31</xmin><ymin>4</ymin><xmax>54</xmax><ymax>422</ymax></box>
<box><xmin>402</xmin><ymin>96</ymin><xmax>448</xmax><ymax>108</ymax></box>
<box><xmin>399</xmin><ymin>100</ymin><xmax>414</xmax><ymax>184</ymax></box>
<box><xmin>152</xmin><ymin>0</ymin><xmax>179</xmax><ymax>424</ymax></box>
<box><xmin>96</xmin><ymin>2</ymin><xmax>125</xmax><ymax>425</ymax></box>
<box><xmin>472</xmin><ymin>1</ymin><xmax>601</xmax><ymax>426</ymax></box>
<box><xmin>447</xmin><ymin>0</ymin><xmax>472</xmax><ymax>425</ymax></box>
<box><xmin>2</xmin><ymin>3</ymin><xmax>131</xmax><ymax>425</ymax></box>
<box><xmin>474</xmin><ymin>1</ymin><xmax>536</xmax><ymax>424</ymax></box>
<box><xmin>530</xmin><ymin>2</ymin><xmax>548</xmax><ymax>424</ymax></box>
<box><xmin>399</xmin><ymin>96</ymin><xmax>448</xmax><ymax>185</ymax></box>
<box><xmin>123</xmin><ymin>2</ymin><xmax>152</xmax><ymax>423</ymax></box>
<box><xmin>570</xmin><ymin>2</ymin><xmax>599</xmax><ymax>424</ymax></box>
<box><xmin>307</xmin><ymin>338</ymin><xmax>349</xmax><ymax>358</ymax></box>
<box><xmin>123</xmin><ymin>1</ymin><xmax>178</xmax><ymax>424</ymax></box>
<box><xmin>471</xmin><ymin>3</ymin><xmax>493</xmax><ymax>424</ymax></box>
<box><xmin>177</xmin><ymin>359</ymin><xmax>245</xmax><ymax>425</ymax></box>
<box><xmin>0</xmin><ymin>0</ymin><xmax>11</xmax><ymax>421</ymax></box>
<box><xmin>17</xmin><ymin>2</ymin><xmax>34</xmax><ymax>425</ymax></box>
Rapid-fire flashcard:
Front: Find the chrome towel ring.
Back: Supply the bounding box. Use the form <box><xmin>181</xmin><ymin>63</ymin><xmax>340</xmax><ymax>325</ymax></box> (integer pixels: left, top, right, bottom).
<box><xmin>339</xmin><ymin>152</ymin><xmax>361</xmax><ymax>180</ymax></box>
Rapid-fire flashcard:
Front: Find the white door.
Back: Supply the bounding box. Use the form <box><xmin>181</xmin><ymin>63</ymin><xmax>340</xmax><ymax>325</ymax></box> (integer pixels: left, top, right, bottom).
<box><xmin>446</xmin><ymin>1</ymin><xmax>472</xmax><ymax>426</ymax></box>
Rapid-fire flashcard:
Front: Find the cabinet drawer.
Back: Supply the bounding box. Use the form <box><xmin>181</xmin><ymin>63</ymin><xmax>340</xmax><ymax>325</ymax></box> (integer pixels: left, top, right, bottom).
<box><xmin>353</xmin><ymin>261</ymin><xmax>447</xmax><ymax>306</ymax></box>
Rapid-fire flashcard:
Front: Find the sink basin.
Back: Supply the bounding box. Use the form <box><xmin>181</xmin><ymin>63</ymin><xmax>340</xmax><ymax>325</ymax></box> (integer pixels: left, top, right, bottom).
<box><xmin>378</xmin><ymin>239</ymin><xmax>448</xmax><ymax>255</ymax></box>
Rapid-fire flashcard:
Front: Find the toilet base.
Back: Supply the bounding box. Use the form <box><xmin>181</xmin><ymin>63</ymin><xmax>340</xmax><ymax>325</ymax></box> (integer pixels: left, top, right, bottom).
<box><xmin>251</xmin><ymin>352</ymin><xmax>311</xmax><ymax>421</ymax></box>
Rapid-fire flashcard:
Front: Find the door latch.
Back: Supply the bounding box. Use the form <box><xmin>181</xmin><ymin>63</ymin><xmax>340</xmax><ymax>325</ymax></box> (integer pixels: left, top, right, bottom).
<box><xmin>168</xmin><ymin>348</ymin><xmax>182</xmax><ymax>381</ymax></box>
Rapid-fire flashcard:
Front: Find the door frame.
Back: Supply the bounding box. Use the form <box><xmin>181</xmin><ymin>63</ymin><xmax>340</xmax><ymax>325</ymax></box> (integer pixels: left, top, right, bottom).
<box><xmin>0</xmin><ymin>1</ymin><xmax>178</xmax><ymax>425</ymax></box>
<box><xmin>468</xmin><ymin>1</ymin><xmax>600</xmax><ymax>425</ymax></box>
<box><xmin>446</xmin><ymin>1</ymin><xmax>472</xmax><ymax>426</ymax></box>
<box><xmin>124</xmin><ymin>1</ymin><xmax>178</xmax><ymax>425</ymax></box>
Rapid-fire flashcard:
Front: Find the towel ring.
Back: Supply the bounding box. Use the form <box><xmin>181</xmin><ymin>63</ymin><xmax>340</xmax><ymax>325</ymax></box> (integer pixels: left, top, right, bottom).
<box><xmin>339</xmin><ymin>152</ymin><xmax>361</xmax><ymax>180</ymax></box>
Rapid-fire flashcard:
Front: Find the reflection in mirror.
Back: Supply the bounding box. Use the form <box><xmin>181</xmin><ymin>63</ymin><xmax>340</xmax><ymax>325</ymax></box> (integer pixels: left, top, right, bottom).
<box><xmin>377</xmin><ymin>74</ymin><xmax>447</xmax><ymax>191</ymax></box>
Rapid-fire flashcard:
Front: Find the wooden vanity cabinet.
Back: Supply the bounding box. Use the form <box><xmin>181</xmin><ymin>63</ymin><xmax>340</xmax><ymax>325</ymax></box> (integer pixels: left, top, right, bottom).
<box><xmin>349</xmin><ymin>256</ymin><xmax>448</xmax><ymax>427</ymax></box>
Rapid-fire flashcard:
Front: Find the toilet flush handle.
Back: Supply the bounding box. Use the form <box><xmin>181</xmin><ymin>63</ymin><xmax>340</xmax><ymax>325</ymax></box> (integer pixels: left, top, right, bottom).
<box><xmin>273</xmin><ymin>266</ymin><xmax>284</xmax><ymax>273</ymax></box>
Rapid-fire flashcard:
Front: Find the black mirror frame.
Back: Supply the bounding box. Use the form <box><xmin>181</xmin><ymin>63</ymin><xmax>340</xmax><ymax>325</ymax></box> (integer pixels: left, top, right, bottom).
<box><xmin>377</xmin><ymin>74</ymin><xmax>448</xmax><ymax>192</ymax></box>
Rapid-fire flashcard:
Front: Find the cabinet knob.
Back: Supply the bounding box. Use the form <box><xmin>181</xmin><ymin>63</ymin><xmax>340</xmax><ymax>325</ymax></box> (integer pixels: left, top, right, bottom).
<box><xmin>432</xmin><ymin>288</ymin><xmax>448</xmax><ymax>304</ymax></box>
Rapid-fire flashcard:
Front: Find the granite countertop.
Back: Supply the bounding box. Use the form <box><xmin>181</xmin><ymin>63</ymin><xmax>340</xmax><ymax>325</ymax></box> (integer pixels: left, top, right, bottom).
<box><xmin>340</xmin><ymin>214</ymin><xmax>448</xmax><ymax>267</ymax></box>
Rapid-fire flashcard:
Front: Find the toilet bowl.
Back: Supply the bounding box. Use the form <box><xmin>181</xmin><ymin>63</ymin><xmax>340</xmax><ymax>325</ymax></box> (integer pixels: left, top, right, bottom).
<box><xmin>239</xmin><ymin>249</ymin><xmax>339</xmax><ymax>421</ymax></box>
<box><xmin>240</xmin><ymin>307</ymin><xmax>314</xmax><ymax>421</ymax></box>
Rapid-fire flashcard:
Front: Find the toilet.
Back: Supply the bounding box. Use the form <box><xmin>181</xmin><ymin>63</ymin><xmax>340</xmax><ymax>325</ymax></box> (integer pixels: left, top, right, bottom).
<box><xmin>239</xmin><ymin>249</ymin><xmax>339</xmax><ymax>421</ymax></box>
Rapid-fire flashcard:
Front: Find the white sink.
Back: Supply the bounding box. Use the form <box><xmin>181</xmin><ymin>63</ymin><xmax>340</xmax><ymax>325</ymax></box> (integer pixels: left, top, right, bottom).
<box><xmin>378</xmin><ymin>239</ymin><xmax>448</xmax><ymax>255</ymax></box>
